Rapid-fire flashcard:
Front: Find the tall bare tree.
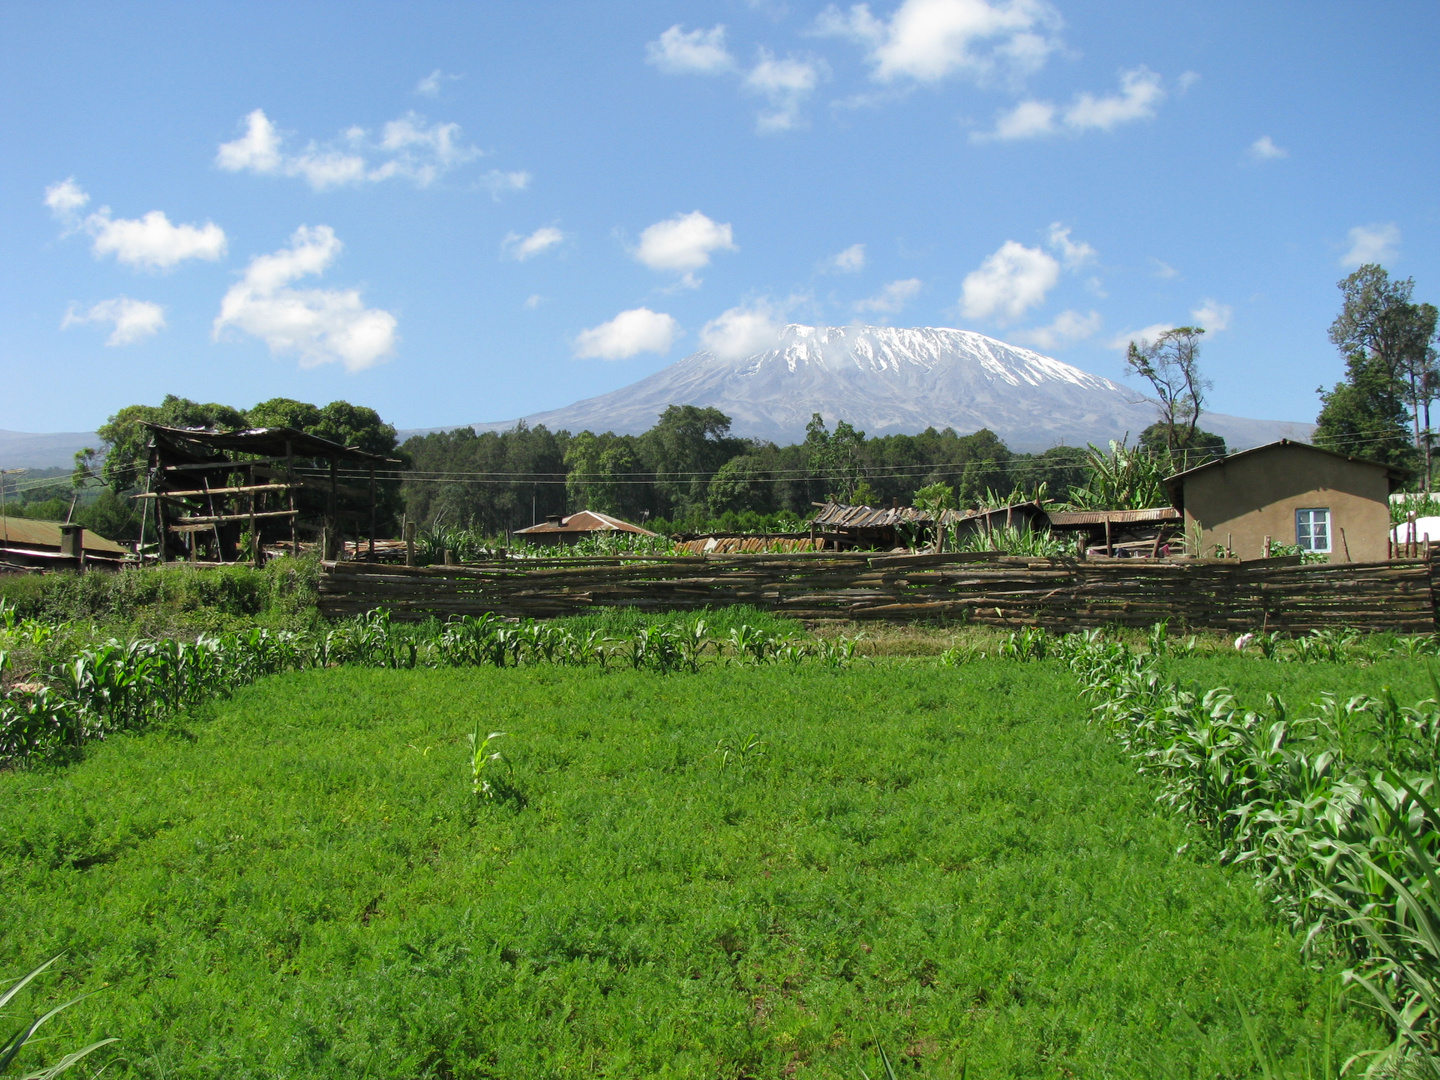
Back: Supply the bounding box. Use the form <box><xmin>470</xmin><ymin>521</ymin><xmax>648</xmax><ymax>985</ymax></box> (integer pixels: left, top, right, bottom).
<box><xmin>1124</xmin><ymin>326</ymin><xmax>1209</xmax><ymax>451</ymax></box>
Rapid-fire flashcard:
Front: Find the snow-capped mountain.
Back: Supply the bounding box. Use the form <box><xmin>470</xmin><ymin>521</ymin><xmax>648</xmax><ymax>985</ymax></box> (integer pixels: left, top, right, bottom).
<box><xmin>469</xmin><ymin>324</ymin><xmax>1311</xmax><ymax>451</ymax></box>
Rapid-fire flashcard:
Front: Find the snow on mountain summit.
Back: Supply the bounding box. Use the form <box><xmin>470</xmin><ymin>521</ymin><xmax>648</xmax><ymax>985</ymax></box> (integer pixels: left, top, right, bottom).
<box><xmin>471</xmin><ymin>324</ymin><xmax>1311</xmax><ymax>452</ymax></box>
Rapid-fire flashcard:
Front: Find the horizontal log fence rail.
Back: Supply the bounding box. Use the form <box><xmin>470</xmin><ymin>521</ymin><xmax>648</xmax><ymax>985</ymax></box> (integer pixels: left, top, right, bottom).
<box><xmin>317</xmin><ymin>553</ymin><xmax>1439</xmax><ymax>633</ymax></box>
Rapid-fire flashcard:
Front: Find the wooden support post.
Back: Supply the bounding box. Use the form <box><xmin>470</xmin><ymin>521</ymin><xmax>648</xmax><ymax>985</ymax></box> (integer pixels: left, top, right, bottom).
<box><xmin>287</xmin><ymin>438</ymin><xmax>298</xmax><ymax>557</ymax></box>
<box><xmin>249</xmin><ymin>464</ymin><xmax>261</xmax><ymax>569</ymax></box>
<box><xmin>404</xmin><ymin>520</ymin><xmax>417</xmax><ymax>566</ymax></box>
<box><xmin>327</xmin><ymin>456</ymin><xmax>339</xmax><ymax>560</ymax></box>
<box><xmin>1104</xmin><ymin>518</ymin><xmax>1113</xmax><ymax>557</ymax></box>
<box><xmin>368</xmin><ymin>465</ymin><xmax>377</xmax><ymax>562</ymax></box>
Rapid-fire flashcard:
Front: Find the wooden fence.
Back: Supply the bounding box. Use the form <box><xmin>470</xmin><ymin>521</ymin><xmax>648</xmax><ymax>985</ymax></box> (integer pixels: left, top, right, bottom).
<box><xmin>318</xmin><ymin>553</ymin><xmax>1439</xmax><ymax>633</ymax></box>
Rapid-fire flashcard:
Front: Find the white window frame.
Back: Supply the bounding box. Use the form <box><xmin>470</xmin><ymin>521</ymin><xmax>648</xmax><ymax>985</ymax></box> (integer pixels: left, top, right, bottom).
<box><xmin>1295</xmin><ymin>507</ymin><xmax>1331</xmax><ymax>553</ymax></box>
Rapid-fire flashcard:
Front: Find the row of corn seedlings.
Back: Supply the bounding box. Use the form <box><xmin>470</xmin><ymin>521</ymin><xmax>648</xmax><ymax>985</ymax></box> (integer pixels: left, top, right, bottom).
<box><xmin>1051</xmin><ymin>627</ymin><xmax>1440</xmax><ymax>1074</ymax></box>
<box><xmin>0</xmin><ymin>606</ymin><xmax>858</xmax><ymax>765</ymax></box>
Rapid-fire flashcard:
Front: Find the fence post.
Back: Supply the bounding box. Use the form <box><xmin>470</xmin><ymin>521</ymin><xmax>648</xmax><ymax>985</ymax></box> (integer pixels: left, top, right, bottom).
<box><xmin>405</xmin><ymin>520</ymin><xmax>417</xmax><ymax>567</ymax></box>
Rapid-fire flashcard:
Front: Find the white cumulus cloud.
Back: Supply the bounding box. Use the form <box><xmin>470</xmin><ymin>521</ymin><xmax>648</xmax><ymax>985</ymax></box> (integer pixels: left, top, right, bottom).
<box><xmin>216</xmin><ymin>108</ymin><xmax>486</xmax><ymax>191</ymax></box>
<box><xmin>1341</xmin><ymin>223</ymin><xmax>1400</xmax><ymax>268</ymax></box>
<box><xmin>1190</xmin><ymin>299</ymin><xmax>1231</xmax><ymax>332</ymax></box>
<box><xmin>62</xmin><ymin>297</ymin><xmax>167</xmax><ymax>346</ymax></box>
<box><xmin>481</xmin><ymin>169</ymin><xmax>531</xmax><ymax>198</ymax></box>
<box><xmin>816</xmin><ymin>0</ymin><xmax>1061</xmax><ymax>86</ymax></box>
<box><xmin>88</xmin><ymin>209</ymin><xmax>227</xmax><ymax>270</ymax></box>
<box><xmin>989</xmin><ymin>99</ymin><xmax>1056</xmax><ymax>139</ymax></box>
<box><xmin>646</xmin><ymin>24</ymin><xmax>735</xmax><ymax>73</ymax></box>
<box><xmin>827</xmin><ymin>243</ymin><xmax>866</xmax><ymax>272</ymax></box>
<box><xmin>45</xmin><ymin>178</ymin><xmax>227</xmax><ymax>269</ymax></box>
<box><xmin>1065</xmin><ymin>67</ymin><xmax>1164</xmax><ymax>131</ymax></box>
<box><xmin>700</xmin><ymin>301</ymin><xmax>787</xmax><ymax>360</ymax></box>
<box><xmin>213</xmin><ymin>225</ymin><xmax>397</xmax><ymax>372</ymax></box>
<box><xmin>1046</xmin><ymin>223</ymin><xmax>1095</xmax><ymax>269</ymax></box>
<box><xmin>959</xmin><ymin>240</ymin><xmax>1059</xmax><ymax>323</ymax></box>
<box><xmin>977</xmin><ymin>67</ymin><xmax>1165</xmax><ymax>141</ymax></box>
<box><xmin>1012</xmin><ymin>308</ymin><xmax>1101</xmax><ymax>351</ymax></box>
<box><xmin>1249</xmin><ymin>135</ymin><xmax>1287</xmax><ymax>161</ymax></box>
<box><xmin>573</xmin><ymin>307</ymin><xmax>679</xmax><ymax>360</ymax></box>
<box><xmin>503</xmin><ymin>226</ymin><xmax>566</xmax><ymax>260</ymax></box>
<box><xmin>856</xmin><ymin>278</ymin><xmax>923</xmax><ymax>315</ymax></box>
<box><xmin>744</xmin><ymin>50</ymin><xmax>824</xmax><ymax>132</ymax></box>
<box><xmin>44</xmin><ymin>177</ymin><xmax>90</xmax><ymax>219</ymax></box>
<box><xmin>634</xmin><ymin>211</ymin><xmax>737</xmax><ymax>286</ymax></box>
<box><xmin>415</xmin><ymin>69</ymin><xmax>459</xmax><ymax>97</ymax></box>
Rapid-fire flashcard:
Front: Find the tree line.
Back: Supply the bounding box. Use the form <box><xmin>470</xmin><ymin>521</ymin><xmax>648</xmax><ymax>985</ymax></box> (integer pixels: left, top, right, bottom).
<box><xmin>399</xmin><ymin>409</ymin><xmax>1100</xmax><ymax>535</ymax></box>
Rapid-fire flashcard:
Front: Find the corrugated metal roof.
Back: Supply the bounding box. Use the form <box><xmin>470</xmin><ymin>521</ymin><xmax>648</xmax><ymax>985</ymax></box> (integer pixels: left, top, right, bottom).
<box><xmin>1046</xmin><ymin>507</ymin><xmax>1181</xmax><ymax>527</ymax></box>
<box><xmin>514</xmin><ymin>510</ymin><xmax>658</xmax><ymax>536</ymax></box>
<box><xmin>144</xmin><ymin>424</ymin><xmax>396</xmax><ymax>463</ymax></box>
<box><xmin>0</xmin><ymin>518</ymin><xmax>127</xmax><ymax>554</ymax></box>
<box><xmin>811</xmin><ymin>501</ymin><xmax>1041</xmax><ymax>529</ymax></box>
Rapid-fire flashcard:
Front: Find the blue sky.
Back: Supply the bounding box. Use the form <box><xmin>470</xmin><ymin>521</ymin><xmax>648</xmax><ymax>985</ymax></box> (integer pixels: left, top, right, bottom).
<box><xmin>4</xmin><ymin>1</ymin><xmax>1437</xmax><ymax>436</ymax></box>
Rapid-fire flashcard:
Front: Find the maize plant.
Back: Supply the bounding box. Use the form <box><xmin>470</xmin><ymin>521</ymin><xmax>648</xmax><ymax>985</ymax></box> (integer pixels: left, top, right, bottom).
<box><xmin>466</xmin><ymin>726</ymin><xmax>510</xmax><ymax>801</ymax></box>
<box><xmin>1063</xmin><ymin>627</ymin><xmax>1440</xmax><ymax>1067</ymax></box>
<box><xmin>0</xmin><ymin>955</ymin><xmax>117</xmax><ymax>1079</ymax></box>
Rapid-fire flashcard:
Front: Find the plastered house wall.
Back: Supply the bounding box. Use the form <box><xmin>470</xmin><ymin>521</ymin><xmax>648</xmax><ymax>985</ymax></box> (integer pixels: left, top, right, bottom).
<box><xmin>1178</xmin><ymin>444</ymin><xmax>1393</xmax><ymax>562</ymax></box>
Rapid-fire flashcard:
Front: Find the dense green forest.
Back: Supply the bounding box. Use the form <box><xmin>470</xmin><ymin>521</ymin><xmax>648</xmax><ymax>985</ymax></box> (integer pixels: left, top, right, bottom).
<box><xmin>398</xmin><ymin>405</ymin><xmax>1097</xmax><ymax>534</ymax></box>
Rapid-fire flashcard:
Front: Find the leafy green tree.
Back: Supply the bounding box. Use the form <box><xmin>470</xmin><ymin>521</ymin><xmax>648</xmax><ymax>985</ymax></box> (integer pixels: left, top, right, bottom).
<box><xmin>911</xmin><ymin>481</ymin><xmax>955</xmax><ymax>516</ymax></box>
<box><xmin>401</xmin><ymin>423</ymin><xmax>569</xmax><ymax>534</ymax></box>
<box><xmin>804</xmin><ymin>414</ymin><xmax>867</xmax><ymax>503</ymax></box>
<box><xmin>1316</xmin><ymin>265</ymin><xmax>1432</xmax><ymax>473</ymax></box>
<box><xmin>707</xmin><ymin>454</ymin><xmax>772</xmax><ymax>515</ymax></box>
<box><xmin>639</xmin><ymin>406</ymin><xmax>743</xmax><ymax>520</ymax></box>
<box><xmin>1124</xmin><ymin>327</ymin><xmax>1209</xmax><ymax>449</ymax></box>
<box><xmin>245</xmin><ymin>397</ymin><xmax>323</xmax><ymax>432</ymax></box>
<box><xmin>564</xmin><ymin>431</ymin><xmax>646</xmax><ymax>518</ymax></box>
<box><xmin>96</xmin><ymin>396</ymin><xmax>248</xmax><ymax>492</ymax></box>
<box><xmin>77</xmin><ymin>488</ymin><xmax>141</xmax><ymax>541</ymax></box>
<box><xmin>1139</xmin><ymin>422</ymin><xmax>1226</xmax><ymax>470</ymax></box>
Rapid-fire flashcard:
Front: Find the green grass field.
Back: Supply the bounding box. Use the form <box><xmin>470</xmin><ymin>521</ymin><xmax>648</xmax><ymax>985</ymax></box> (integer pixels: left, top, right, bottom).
<box><xmin>2</xmin><ymin>659</ymin><xmax>1389</xmax><ymax>1078</ymax></box>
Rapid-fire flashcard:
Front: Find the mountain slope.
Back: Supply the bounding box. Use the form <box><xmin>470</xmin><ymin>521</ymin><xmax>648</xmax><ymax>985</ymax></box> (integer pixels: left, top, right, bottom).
<box><xmin>0</xmin><ymin>429</ymin><xmax>100</xmax><ymax>470</ymax></box>
<box><xmin>471</xmin><ymin>324</ymin><xmax>1311</xmax><ymax>451</ymax></box>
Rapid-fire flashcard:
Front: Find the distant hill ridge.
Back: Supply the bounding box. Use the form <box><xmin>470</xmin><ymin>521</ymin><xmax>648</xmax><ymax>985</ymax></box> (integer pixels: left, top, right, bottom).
<box><xmin>5</xmin><ymin>326</ymin><xmax>1314</xmax><ymax>468</ymax></box>
<box><xmin>458</xmin><ymin>324</ymin><xmax>1313</xmax><ymax>451</ymax></box>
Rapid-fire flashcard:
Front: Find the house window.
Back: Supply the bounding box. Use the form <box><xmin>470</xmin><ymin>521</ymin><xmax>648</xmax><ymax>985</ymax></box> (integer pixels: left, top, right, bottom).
<box><xmin>1295</xmin><ymin>508</ymin><xmax>1331</xmax><ymax>553</ymax></box>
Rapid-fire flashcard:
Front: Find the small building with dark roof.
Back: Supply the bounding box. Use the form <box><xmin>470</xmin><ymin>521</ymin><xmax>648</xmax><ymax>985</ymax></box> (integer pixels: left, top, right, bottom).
<box><xmin>0</xmin><ymin>519</ymin><xmax>127</xmax><ymax>571</ymax></box>
<box><xmin>513</xmin><ymin>510</ymin><xmax>658</xmax><ymax>546</ymax></box>
<box><xmin>1163</xmin><ymin>439</ymin><xmax>1404</xmax><ymax>562</ymax></box>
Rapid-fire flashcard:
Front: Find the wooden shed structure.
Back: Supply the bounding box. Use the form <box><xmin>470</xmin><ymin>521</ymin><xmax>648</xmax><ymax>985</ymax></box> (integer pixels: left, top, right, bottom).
<box><xmin>1045</xmin><ymin>507</ymin><xmax>1183</xmax><ymax>557</ymax></box>
<box><xmin>1162</xmin><ymin>439</ymin><xmax>1404</xmax><ymax>562</ymax></box>
<box><xmin>810</xmin><ymin>500</ymin><xmax>1048</xmax><ymax>551</ymax></box>
<box><xmin>138</xmin><ymin>425</ymin><xmax>399</xmax><ymax>564</ymax></box>
<box><xmin>513</xmin><ymin>510</ymin><xmax>658</xmax><ymax>546</ymax></box>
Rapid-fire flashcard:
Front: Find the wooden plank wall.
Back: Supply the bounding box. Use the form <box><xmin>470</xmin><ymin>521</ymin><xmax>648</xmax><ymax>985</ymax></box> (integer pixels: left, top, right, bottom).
<box><xmin>317</xmin><ymin>554</ymin><xmax>1439</xmax><ymax>633</ymax></box>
